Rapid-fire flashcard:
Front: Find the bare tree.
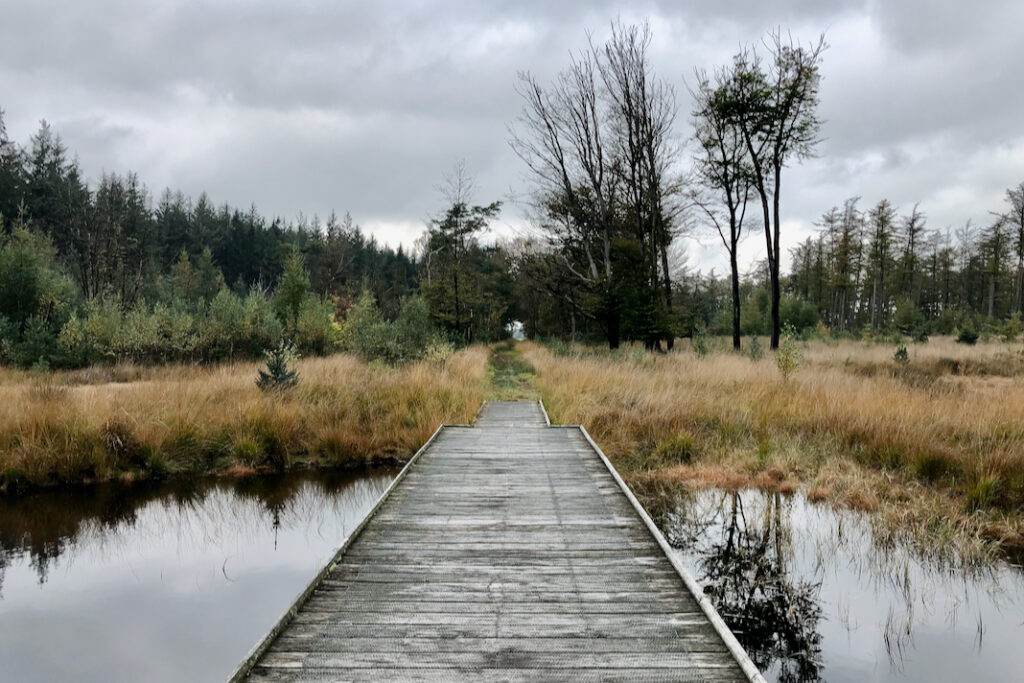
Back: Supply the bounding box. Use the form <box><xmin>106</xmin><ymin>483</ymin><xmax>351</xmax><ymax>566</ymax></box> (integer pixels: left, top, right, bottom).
<box><xmin>510</xmin><ymin>20</ymin><xmax>683</xmax><ymax>349</ymax></box>
<box><xmin>721</xmin><ymin>31</ymin><xmax>826</xmax><ymax>348</ymax></box>
<box><xmin>511</xmin><ymin>46</ymin><xmax>623</xmax><ymax>347</ymax></box>
<box><xmin>598</xmin><ymin>20</ymin><xmax>683</xmax><ymax>349</ymax></box>
<box><xmin>691</xmin><ymin>68</ymin><xmax>752</xmax><ymax>350</ymax></box>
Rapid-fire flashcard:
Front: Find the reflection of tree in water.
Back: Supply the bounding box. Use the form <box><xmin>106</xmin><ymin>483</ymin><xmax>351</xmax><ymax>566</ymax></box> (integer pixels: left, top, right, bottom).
<box><xmin>0</xmin><ymin>479</ymin><xmax>161</xmax><ymax>586</ymax></box>
<box><xmin>666</xmin><ymin>490</ymin><xmax>823</xmax><ymax>683</ymax></box>
<box><xmin>0</xmin><ymin>468</ymin><xmax>390</xmax><ymax>595</ymax></box>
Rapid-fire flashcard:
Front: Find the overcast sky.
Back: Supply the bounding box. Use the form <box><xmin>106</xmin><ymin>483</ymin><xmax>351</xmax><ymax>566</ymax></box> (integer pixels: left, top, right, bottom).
<box><xmin>3</xmin><ymin>0</ymin><xmax>1023</xmax><ymax>274</ymax></box>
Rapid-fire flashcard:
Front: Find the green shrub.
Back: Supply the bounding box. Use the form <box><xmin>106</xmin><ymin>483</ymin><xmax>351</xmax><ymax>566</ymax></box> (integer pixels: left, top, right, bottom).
<box><xmin>1002</xmin><ymin>314</ymin><xmax>1021</xmax><ymax>343</ymax></box>
<box><xmin>201</xmin><ymin>288</ymin><xmax>246</xmax><ymax>360</ymax></box>
<box><xmin>656</xmin><ymin>433</ymin><xmax>698</xmax><ymax>464</ymax></box>
<box><xmin>256</xmin><ymin>341</ymin><xmax>300</xmax><ymax>392</ymax></box>
<box><xmin>748</xmin><ymin>336</ymin><xmax>764</xmax><ymax>361</ymax></box>
<box><xmin>395</xmin><ymin>296</ymin><xmax>432</xmax><ymax>353</ymax></box>
<box><xmin>957</xmin><ymin>324</ymin><xmax>979</xmax><ymax>345</ymax></box>
<box><xmin>779</xmin><ymin>296</ymin><xmax>818</xmax><ymax>335</ymax></box>
<box><xmin>273</xmin><ymin>249</ymin><xmax>311</xmax><ymax>329</ymax></box>
<box><xmin>775</xmin><ymin>324</ymin><xmax>803</xmax><ymax>382</ymax></box>
<box><xmin>294</xmin><ymin>296</ymin><xmax>341</xmax><ymax>356</ymax></box>
<box><xmin>691</xmin><ymin>323</ymin><xmax>709</xmax><ymax>357</ymax></box>
<box><xmin>232</xmin><ymin>438</ymin><xmax>263</xmax><ymax>467</ymax></box>
<box><xmin>240</xmin><ymin>289</ymin><xmax>284</xmax><ymax>356</ymax></box>
<box><xmin>340</xmin><ymin>291</ymin><xmax>437</xmax><ymax>364</ymax></box>
<box><xmin>893</xmin><ymin>344</ymin><xmax>909</xmax><ymax>365</ymax></box>
<box><xmin>0</xmin><ymin>227</ymin><xmax>78</xmax><ymax>367</ymax></box>
<box><xmin>424</xmin><ymin>337</ymin><xmax>455</xmax><ymax>364</ymax></box>
<box><xmin>893</xmin><ymin>297</ymin><xmax>925</xmax><ymax>335</ymax></box>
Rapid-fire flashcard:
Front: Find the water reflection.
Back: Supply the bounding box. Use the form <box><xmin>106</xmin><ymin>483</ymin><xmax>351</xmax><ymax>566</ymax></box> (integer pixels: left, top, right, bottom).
<box><xmin>0</xmin><ymin>469</ymin><xmax>395</xmax><ymax>683</ymax></box>
<box><xmin>661</xmin><ymin>488</ymin><xmax>1024</xmax><ymax>683</ymax></box>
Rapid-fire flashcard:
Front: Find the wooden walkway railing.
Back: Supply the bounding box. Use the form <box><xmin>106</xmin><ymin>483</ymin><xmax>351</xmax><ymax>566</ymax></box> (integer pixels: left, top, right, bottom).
<box><xmin>229</xmin><ymin>401</ymin><xmax>764</xmax><ymax>682</ymax></box>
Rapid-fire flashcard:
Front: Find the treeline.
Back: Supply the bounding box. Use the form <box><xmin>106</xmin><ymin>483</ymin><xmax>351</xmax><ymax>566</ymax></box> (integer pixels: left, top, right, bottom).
<box><xmin>0</xmin><ymin>120</ymin><xmax>417</xmax><ymax>307</ymax></box>
<box><xmin>515</xmin><ymin>186</ymin><xmax>1024</xmax><ymax>344</ymax></box>
<box><xmin>788</xmin><ymin>193</ymin><xmax>1024</xmax><ymax>337</ymax></box>
<box><xmin>0</xmin><ymin>114</ymin><xmax>429</xmax><ymax>367</ymax></box>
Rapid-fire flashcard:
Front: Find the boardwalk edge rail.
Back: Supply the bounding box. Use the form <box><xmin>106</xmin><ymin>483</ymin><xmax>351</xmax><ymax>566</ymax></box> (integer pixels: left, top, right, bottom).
<box><xmin>542</xmin><ymin>397</ymin><xmax>763</xmax><ymax>681</ymax></box>
<box><xmin>572</xmin><ymin>422</ymin><xmax>768</xmax><ymax>683</ymax></box>
<box><xmin>225</xmin><ymin>422</ymin><xmax>464</xmax><ymax>682</ymax></box>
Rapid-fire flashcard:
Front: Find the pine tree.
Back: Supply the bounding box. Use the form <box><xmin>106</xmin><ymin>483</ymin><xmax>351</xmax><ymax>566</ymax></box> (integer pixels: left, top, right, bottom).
<box><xmin>256</xmin><ymin>341</ymin><xmax>299</xmax><ymax>391</ymax></box>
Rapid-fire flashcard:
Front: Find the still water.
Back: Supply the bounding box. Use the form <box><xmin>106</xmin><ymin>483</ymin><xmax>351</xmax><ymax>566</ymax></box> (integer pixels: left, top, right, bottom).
<box><xmin>0</xmin><ymin>469</ymin><xmax>396</xmax><ymax>682</ymax></box>
<box><xmin>664</xmin><ymin>489</ymin><xmax>1024</xmax><ymax>683</ymax></box>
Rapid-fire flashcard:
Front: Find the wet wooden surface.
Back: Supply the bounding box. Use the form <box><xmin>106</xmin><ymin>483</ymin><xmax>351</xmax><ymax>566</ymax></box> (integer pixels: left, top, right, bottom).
<box><xmin>243</xmin><ymin>402</ymin><xmax>749</xmax><ymax>682</ymax></box>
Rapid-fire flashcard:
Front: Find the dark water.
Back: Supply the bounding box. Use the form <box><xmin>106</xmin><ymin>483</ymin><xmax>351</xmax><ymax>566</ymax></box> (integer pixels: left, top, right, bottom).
<box><xmin>664</xmin><ymin>489</ymin><xmax>1024</xmax><ymax>683</ymax></box>
<box><xmin>0</xmin><ymin>469</ymin><xmax>396</xmax><ymax>683</ymax></box>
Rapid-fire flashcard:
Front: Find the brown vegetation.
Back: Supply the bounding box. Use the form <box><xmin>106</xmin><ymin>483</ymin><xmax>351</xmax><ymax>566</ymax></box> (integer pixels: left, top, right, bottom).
<box><xmin>522</xmin><ymin>338</ymin><xmax>1024</xmax><ymax>562</ymax></box>
<box><xmin>0</xmin><ymin>348</ymin><xmax>488</xmax><ymax>491</ymax></box>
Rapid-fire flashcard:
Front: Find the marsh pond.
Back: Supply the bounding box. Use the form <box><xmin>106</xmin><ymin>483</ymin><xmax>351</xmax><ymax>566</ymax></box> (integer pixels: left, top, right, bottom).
<box><xmin>0</xmin><ymin>470</ymin><xmax>396</xmax><ymax>682</ymax></box>
<box><xmin>1</xmin><ymin>474</ymin><xmax>1022</xmax><ymax>682</ymax></box>
<box><xmin>663</xmin><ymin>489</ymin><xmax>1024</xmax><ymax>682</ymax></box>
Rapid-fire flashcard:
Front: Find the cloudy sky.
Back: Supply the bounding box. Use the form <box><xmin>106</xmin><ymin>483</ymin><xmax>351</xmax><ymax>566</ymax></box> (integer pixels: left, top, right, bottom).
<box><xmin>3</xmin><ymin>0</ymin><xmax>1023</xmax><ymax>274</ymax></box>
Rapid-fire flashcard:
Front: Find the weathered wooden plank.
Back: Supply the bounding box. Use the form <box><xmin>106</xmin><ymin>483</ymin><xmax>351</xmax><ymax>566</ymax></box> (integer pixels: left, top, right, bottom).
<box><xmin>268</xmin><ymin>635</ymin><xmax>730</xmax><ymax>655</ymax></box>
<box><xmin>232</xmin><ymin>401</ymin><xmax>757</xmax><ymax>682</ymax></box>
<box><xmin>258</xmin><ymin>650</ymin><xmax>739</xmax><ymax>669</ymax></box>
<box><xmin>247</xmin><ymin>667</ymin><xmax>735</xmax><ymax>683</ymax></box>
<box><xmin>255</xmin><ymin>621</ymin><xmax>712</xmax><ymax>641</ymax></box>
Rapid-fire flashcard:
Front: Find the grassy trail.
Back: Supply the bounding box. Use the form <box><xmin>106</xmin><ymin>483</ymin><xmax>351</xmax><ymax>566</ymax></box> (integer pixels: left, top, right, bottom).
<box><xmin>485</xmin><ymin>341</ymin><xmax>540</xmax><ymax>402</ymax></box>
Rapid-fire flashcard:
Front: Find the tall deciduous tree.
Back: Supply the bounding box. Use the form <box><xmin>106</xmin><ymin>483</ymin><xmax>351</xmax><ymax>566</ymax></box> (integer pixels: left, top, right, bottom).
<box><xmin>691</xmin><ymin>69</ymin><xmax>752</xmax><ymax>350</ymax></box>
<box><xmin>599</xmin><ymin>20</ymin><xmax>682</xmax><ymax>349</ymax></box>
<box><xmin>511</xmin><ymin>20</ymin><xmax>682</xmax><ymax>349</ymax></box>
<box><xmin>720</xmin><ymin>32</ymin><xmax>826</xmax><ymax>348</ymax></box>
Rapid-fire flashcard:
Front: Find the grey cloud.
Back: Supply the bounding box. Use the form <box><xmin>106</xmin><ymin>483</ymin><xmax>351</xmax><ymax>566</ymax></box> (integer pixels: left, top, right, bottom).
<box><xmin>1</xmin><ymin>0</ymin><xmax>1022</xmax><ymax>271</ymax></box>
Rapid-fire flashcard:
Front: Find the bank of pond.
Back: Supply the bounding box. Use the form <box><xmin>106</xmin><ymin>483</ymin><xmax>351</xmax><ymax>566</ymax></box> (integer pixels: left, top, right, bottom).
<box><xmin>0</xmin><ymin>472</ymin><xmax>1021</xmax><ymax>682</ymax></box>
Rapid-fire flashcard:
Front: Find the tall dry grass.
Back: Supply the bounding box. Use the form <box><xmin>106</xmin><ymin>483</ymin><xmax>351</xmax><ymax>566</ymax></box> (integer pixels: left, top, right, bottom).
<box><xmin>522</xmin><ymin>338</ymin><xmax>1024</xmax><ymax>560</ymax></box>
<box><xmin>0</xmin><ymin>347</ymin><xmax>488</xmax><ymax>490</ymax></box>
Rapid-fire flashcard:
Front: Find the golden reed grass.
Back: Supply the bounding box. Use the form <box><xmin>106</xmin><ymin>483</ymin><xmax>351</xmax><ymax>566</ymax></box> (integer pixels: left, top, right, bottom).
<box><xmin>0</xmin><ymin>347</ymin><xmax>489</xmax><ymax>489</ymax></box>
<box><xmin>521</xmin><ymin>338</ymin><xmax>1024</xmax><ymax>560</ymax></box>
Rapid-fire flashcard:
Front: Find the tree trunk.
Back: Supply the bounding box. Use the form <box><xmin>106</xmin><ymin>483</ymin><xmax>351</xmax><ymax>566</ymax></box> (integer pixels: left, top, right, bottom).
<box><xmin>453</xmin><ymin>268</ymin><xmax>461</xmax><ymax>341</ymax></box>
<box><xmin>989</xmin><ymin>276</ymin><xmax>996</xmax><ymax>318</ymax></box>
<box><xmin>1015</xmin><ymin>253</ymin><xmax>1023</xmax><ymax>315</ymax></box>
<box><xmin>660</xmin><ymin>234</ymin><xmax>674</xmax><ymax>350</ymax></box>
<box><xmin>730</xmin><ymin>245</ymin><xmax>741</xmax><ymax>350</ymax></box>
<box><xmin>770</xmin><ymin>166</ymin><xmax>782</xmax><ymax>349</ymax></box>
<box><xmin>607</xmin><ymin>308</ymin><xmax>620</xmax><ymax>349</ymax></box>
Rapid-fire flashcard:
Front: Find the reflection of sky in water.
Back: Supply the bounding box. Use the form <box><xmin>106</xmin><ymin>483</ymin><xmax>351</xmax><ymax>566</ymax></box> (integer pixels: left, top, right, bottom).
<box><xmin>0</xmin><ymin>471</ymin><xmax>394</xmax><ymax>683</ymax></box>
<box><xmin>667</xmin><ymin>489</ymin><xmax>1024</xmax><ymax>683</ymax></box>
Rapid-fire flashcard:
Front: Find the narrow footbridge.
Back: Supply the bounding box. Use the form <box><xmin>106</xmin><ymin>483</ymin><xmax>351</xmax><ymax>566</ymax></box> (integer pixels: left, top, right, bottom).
<box><xmin>231</xmin><ymin>401</ymin><xmax>763</xmax><ymax>682</ymax></box>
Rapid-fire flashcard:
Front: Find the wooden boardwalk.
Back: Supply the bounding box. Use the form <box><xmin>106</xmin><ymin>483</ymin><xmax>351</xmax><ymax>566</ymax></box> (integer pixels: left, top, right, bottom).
<box><xmin>232</xmin><ymin>402</ymin><xmax>762</xmax><ymax>682</ymax></box>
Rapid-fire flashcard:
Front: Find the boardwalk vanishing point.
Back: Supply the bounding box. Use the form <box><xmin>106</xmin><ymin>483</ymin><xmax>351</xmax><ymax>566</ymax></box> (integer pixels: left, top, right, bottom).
<box><xmin>230</xmin><ymin>401</ymin><xmax>764</xmax><ymax>682</ymax></box>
